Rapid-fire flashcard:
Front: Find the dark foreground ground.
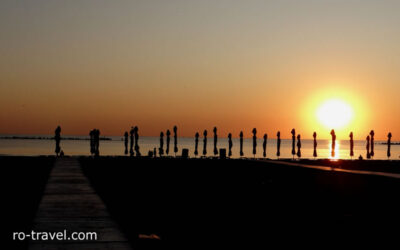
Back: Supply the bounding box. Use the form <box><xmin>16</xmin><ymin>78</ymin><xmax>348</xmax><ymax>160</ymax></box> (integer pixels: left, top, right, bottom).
<box><xmin>81</xmin><ymin>157</ymin><xmax>400</xmax><ymax>248</ymax></box>
<box><xmin>1</xmin><ymin>157</ymin><xmax>54</xmax><ymax>249</ymax></box>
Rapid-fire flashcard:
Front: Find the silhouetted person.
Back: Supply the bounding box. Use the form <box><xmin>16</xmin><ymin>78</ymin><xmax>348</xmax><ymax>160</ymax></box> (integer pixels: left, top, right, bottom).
<box><xmin>349</xmin><ymin>132</ymin><xmax>354</xmax><ymax>159</ymax></box>
<box><xmin>159</xmin><ymin>132</ymin><xmax>164</xmax><ymax>157</ymax></box>
<box><xmin>213</xmin><ymin>127</ymin><xmax>218</xmax><ymax>156</ymax></box>
<box><xmin>194</xmin><ymin>132</ymin><xmax>199</xmax><ymax>157</ymax></box>
<box><xmin>129</xmin><ymin>127</ymin><xmax>134</xmax><ymax>156</ymax></box>
<box><xmin>134</xmin><ymin>126</ymin><xmax>140</xmax><ymax>156</ymax></box>
<box><xmin>297</xmin><ymin>134</ymin><xmax>301</xmax><ymax>158</ymax></box>
<box><xmin>263</xmin><ymin>134</ymin><xmax>267</xmax><ymax>158</ymax></box>
<box><xmin>124</xmin><ymin>131</ymin><xmax>128</xmax><ymax>155</ymax></box>
<box><xmin>166</xmin><ymin>130</ymin><xmax>171</xmax><ymax>156</ymax></box>
<box><xmin>370</xmin><ymin>130</ymin><xmax>375</xmax><ymax>159</ymax></box>
<box><xmin>203</xmin><ymin>130</ymin><xmax>207</xmax><ymax>156</ymax></box>
<box><xmin>94</xmin><ymin>129</ymin><xmax>100</xmax><ymax>156</ymax></box>
<box><xmin>89</xmin><ymin>130</ymin><xmax>95</xmax><ymax>156</ymax></box>
<box><xmin>291</xmin><ymin>129</ymin><xmax>296</xmax><ymax>159</ymax></box>
<box><xmin>387</xmin><ymin>132</ymin><xmax>392</xmax><ymax>159</ymax></box>
<box><xmin>313</xmin><ymin>132</ymin><xmax>317</xmax><ymax>158</ymax></box>
<box><xmin>239</xmin><ymin>131</ymin><xmax>244</xmax><ymax>157</ymax></box>
<box><xmin>330</xmin><ymin>129</ymin><xmax>336</xmax><ymax>158</ymax></box>
<box><xmin>252</xmin><ymin>128</ymin><xmax>257</xmax><ymax>158</ymax></box>
<box><xmin>276</xmin><ymin>131</ymin><xmax>281</xmax><ymax>159</ymax></box>
<box><xmin>173</xmin><ymin>126</ymin><xmax>178</xmax><ymax>157</ymax></box>
<box><xmin>228</xmin><ymin>133</ymin><xmax>233</xmax><ymax>158</ymax></box>
<box><xmin>366</xmin><ymin>135</ymin><xmax>371</xmax><ymax>159</ymax></box>
<box><xmin>54</xmin><ymin>126</ymin><xmax>61</xmax><ymax>156</ymax></box>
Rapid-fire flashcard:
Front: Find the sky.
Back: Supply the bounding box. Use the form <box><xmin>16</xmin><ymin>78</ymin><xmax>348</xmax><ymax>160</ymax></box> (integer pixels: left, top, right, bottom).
<box><xmin>1</xmin><ymin>0</ymin><xmax>400</xmax><ymax>139</ymax></box>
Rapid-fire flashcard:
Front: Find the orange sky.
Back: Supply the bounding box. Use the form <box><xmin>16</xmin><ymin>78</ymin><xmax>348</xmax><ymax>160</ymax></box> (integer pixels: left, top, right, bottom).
<box><xmin>1</xmin><ymin>1</ymin><xmax>400</xmax><ymax>140</ymax></box>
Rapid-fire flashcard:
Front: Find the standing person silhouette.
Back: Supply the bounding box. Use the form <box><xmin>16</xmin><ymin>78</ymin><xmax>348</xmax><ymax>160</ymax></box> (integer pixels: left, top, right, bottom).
<box><xmin>263</xmin><ymin>133</ymin><xmax>267</xmax><ymax>158</ymax></box>
<box><xmin>239</xmin><ymin>131</ymin><xmax>244</xmax><ymax>157</ymax></box>
<box><xmin>129</xmin><ymin>127</ymin><xmax>134</xmax><ymax>156</ymax></box>
<box><xmin>276</xmin><ymin>131</ymin><xmax>281</xmax><ymax>159</ymax></box>
<box><xmin>203</xmin><ymin>130</ymin><xmax>207</xmax><ymax>157</ymax></box>
<box><xmin>166</xmin><ymin>130</ymin><xmax>171</xmax><ymax>156</ymax></box>
<box><xmin>134</xmin><ymin>126</ymin><xmax>140</xmax><ymax>156</ymax></box>
<box><xmin>54</xmin><ymin>126</ymin><xmax>61</xmax><ymax>156</ymax></box>
<box><xmin>252</xmin><ymin>128</ymin><xmax>257</xmax><ymax>158</ymax></box>
<box><xmin>297</xmin><ymin>134</ymin><xmax>301</xmax><ymax>159</ymax></box>
<box><xmin>194</xmin><ymin>132</ymin><xmax>199</xmax><ymax>157</ymax></box>
<box><xmin>228</xmin><ymin>133</ymin><xmax>233</xmax><ymax>158</ymax></box>
<box><xmin>387</xmin><ymin>132</ymin><xmax>392</xmax><ymax>159</ymax></box>
<box><xmin>349</xmin><ymin>132</ymin><xmax>354</xmax><ymax>159</ymax></box>
<box><xmin>370</xmin><ymin>130</ymin><xmax>375</xmax><ymax>159</ymax></box>
<box><xmin>124</xmin><ymin>131</ymin><xmax>128</xmax><ymax>155</ymax></box>
<box><xmin>213</xmin><ymin>127</ymin><xmax>218</xmax><ymax>156</ymax></box>
<box><xmin>330</xmin><ymin>129</ymin><xmax>336</xmax><ymax>158</ymax></box>
<box><xmin>94</xmin><ymin>129</ymin><xmax>100</xmax><ymax>156</ymax></box>
<box><xmin>159</xmin><ymin>132</ymin><xmax>164</xmax><ymax>157</ymax></box>
<box><xmin>89</xmin><ymin>129</ymin><xmax>95</xmax><ymax>156</ymax></box>
<box><xmin>313</xmin><ymin>132</ymin><xmax>317</xmax><ymax>159</ymax></box>
<box><xmin>291</xmin><ymin>129</ymin><xmax>296</xmax><ymax>160</ymax></box>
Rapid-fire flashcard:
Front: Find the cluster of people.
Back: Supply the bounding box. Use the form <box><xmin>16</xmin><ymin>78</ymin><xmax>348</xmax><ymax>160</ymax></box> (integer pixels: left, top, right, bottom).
<box><xmin>51</xmin><ymin>125</ymin><xmax>393</xmax><ymax>159</ymax></box>
<box><xmin>124</xmin><ymin>126</ymin><xmax>141</xmax><ymax>156</ymax></box>
<box><xmin>89</xmin><ymin>129</ymin><xmax>100</xmax><ymax>156</ymax></box>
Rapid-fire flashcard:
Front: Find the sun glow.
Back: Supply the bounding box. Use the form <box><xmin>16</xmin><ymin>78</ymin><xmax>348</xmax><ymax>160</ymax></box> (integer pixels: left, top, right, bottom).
<box><xmin>317</xmin><ymin>99</ymin><xmax>353</xmax><ymax>129</ymax></box>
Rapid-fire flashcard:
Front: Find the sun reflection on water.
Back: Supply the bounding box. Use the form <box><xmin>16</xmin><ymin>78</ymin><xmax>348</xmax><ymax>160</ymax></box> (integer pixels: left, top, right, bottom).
<box><xmin>329</xmin><ymin>141</ymin><xmax>340</xmax><ymax>160</ymax></box>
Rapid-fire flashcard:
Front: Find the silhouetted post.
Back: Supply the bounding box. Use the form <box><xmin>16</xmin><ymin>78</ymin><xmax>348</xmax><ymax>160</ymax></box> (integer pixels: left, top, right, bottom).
<box><xmin>203</xmin><ymin>130</ymin><xmax>207</xmax><ymax>157</ymax></box>
<box><xmin>366</xmin><ymin>135</ymin><xmax>371</xmax><ymax>159</ymax></box>
<box><xmin>228</xmin><ymin>133</ymin><xmax>233</xmax><ymax>158</ymax></box>
<box><xmin>297</xmin><ymin>134</ymin><xmax>301</xmax><ymax>159</ymax></box>
<box><xmin>173</xmin><ymin>126</ymin><xmax>178</xmax><ymax>157</ymax></box>
<box><xmin>129</xmin><ymin>127</ymin><xmax>134</xmax><ymax>156</ymax></box>
<box><xmin>330</xmin><ymin>129</ymin><xmax>336</xmax><ymax>158</ymax></box>
<box><xmin>213</xmin><ymin>127</ymin><xmax>218</xmax><ymax>156</ymax></box>
<box><xmin>239</xmin><ymin>131</ymin><xmax>244</xmax><ymax>157</ymax></box>
<box><xmin>124</xmin><ymin>131</ymin><xmax>128</xmax><ymax>155</ymax></box>
<box><xmin>159</xmin><ymin>132</ymin><xmax>164</xmax><ymax>157</ymax></box>
<box><xmin>276</xmin><ymin>131</ymin><xmax>281</xmax><ymax>159</ymax></box>
<box><xmin>194</xmin><ymin>132</ymin><xmax>199</xmax><ymax>157</ymax></box>
<box><xmin>349</xmin><ymin>132</ymin><xmax>354</xmax><ymax>159</ymax></box>
<box><xmin>370</xmin><ymin>130</ymin><xmax>375</xmax><ymax>159</ymax></box>
<box><xmin>166</xmin><ymin>130</ymin><xmax>171</xmax><ymax>156</ymax></box>
<box><xmin>263</xmin><ymin>134</ymin><xmax>267</xmax><ymax>158</ymax></box>
<box><xmin>387</xmin><ymin>132</ymin><xmax>392</xmax><ymax>159</ymax></box>
<box><xmin>134</xmin><ymin>126</ymin><xmax>140</xmax><ymax>156</ymax></box>
<box><xmin>252</xmin><ymin>128</ymin><xmax>257</xmax><ymax>158</ymax></box>
<box><xmin>89</xmin><ymin>130</ymin><xmax>95</xmax><ymax>156</ymax></box>
<box><xmin>313</xmin><ymin>132</ymin><xmax>317</xmax><ymax>159</ymax></box>
<box><xmin>291</xmin><ymin>129</ymin><xmax>296</xmax><ymax>160</ymax></box>
<box><xmin>94</xmin><ymin>129</ymin><xmax>100</xmax><ymax>157</ymax></box>
<box><xmin>54</xmin><ymin>126</ymin><xmax>61</xmax><ymax>157</ymax></box>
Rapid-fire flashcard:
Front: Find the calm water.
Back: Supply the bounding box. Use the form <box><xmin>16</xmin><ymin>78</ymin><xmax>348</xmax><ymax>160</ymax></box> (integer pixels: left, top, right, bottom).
<box><xmin>0</xmin><ymin>135</ymin><xmax>398</xmax><ymax>160</ymax></box>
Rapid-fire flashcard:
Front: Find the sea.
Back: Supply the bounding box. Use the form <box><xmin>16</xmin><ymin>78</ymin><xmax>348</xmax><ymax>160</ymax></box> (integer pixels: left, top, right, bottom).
<box><xmin>0</xmin><ymin>135</ymin><xmax>397</xmax><ymax>160</ymax></box>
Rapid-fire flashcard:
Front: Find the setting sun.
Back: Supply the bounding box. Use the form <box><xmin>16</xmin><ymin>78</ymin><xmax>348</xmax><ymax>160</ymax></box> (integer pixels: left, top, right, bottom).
<box><xmin>317</xmin><ymin>99</ymin><xmax>353</xmax><ymax>129</ymax></box>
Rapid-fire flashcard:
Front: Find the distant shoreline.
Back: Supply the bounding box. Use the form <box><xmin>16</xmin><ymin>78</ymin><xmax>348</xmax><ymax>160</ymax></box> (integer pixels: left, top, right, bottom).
<box><xmin>0</xmin><ymin>136</ymin><xmax>112</xmax><ymax>141</ymax></box>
